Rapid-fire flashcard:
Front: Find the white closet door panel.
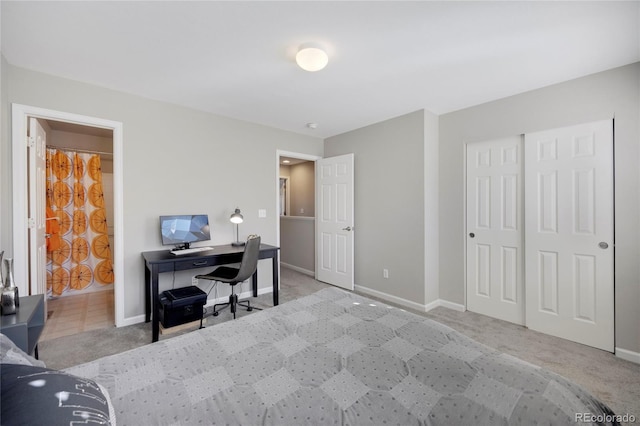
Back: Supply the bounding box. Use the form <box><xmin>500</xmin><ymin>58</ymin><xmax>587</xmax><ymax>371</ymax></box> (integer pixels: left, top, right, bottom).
<box><xmin>466</xmin><ymin>137</ymin><xmax>524</xmax><ymax>325</ymax></box>
<box><xmin>525</xmin><ymin>120</ymin><xmax>613</xmax><ymax>352</ymax></box>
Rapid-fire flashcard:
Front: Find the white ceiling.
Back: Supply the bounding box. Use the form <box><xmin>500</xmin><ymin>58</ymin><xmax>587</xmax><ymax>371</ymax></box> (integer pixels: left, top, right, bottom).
<box><xmin>2</xmin><ymin>1</ymin><xmax>639</xmax><ymax>138</ymax></box>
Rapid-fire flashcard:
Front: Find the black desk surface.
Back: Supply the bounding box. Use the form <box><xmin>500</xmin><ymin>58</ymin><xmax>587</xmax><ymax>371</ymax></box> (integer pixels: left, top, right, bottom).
<box><xmin>142</xmin><ymin>243</ymin><xmax>279</xmax><ymax>264</ymax></box>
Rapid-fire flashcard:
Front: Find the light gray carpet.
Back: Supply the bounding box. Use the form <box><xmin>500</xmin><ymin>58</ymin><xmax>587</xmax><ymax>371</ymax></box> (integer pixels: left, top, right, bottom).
<box><xmin>422</xmin><ymin>306</ymin><xmax>640</xmax><ymax>423</ymax></box>
<box><xmin>38</xmin><ymin>267</ymin><xmax>331</xmax><ymax>370</ymax></box>
<box><xmin>38</xmin><ymin>267</ymin><xmax>639</xmax><ymax>421</ymax></box>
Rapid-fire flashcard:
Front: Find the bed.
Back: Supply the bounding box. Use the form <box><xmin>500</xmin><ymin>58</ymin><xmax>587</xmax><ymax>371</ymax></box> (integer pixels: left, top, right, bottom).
<box><xmin>1</xmin><ymin>287</ymin><xmax>618</xmax><ymax>425</ymax></box>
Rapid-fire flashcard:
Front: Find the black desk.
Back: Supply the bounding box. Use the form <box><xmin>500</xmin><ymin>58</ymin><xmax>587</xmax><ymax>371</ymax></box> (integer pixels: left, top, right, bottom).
<box><xmin>142</xmin><ymin>244</ymin><xmax>280</xmax><ymax>342</ymax></box>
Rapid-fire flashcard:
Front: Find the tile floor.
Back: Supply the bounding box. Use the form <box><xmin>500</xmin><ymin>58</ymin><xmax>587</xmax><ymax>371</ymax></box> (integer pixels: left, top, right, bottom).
<box><xmin>40</xmin><ymin>290</ymin><xmax>114</xmax><ymax>341</ymax></box>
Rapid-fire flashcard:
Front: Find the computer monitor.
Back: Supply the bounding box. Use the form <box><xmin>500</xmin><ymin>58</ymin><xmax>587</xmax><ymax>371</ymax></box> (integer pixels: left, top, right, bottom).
<box><xmin>159</xmin><ymin>214</ymin><xmax>211</xmax><ymax>249</ymax></box>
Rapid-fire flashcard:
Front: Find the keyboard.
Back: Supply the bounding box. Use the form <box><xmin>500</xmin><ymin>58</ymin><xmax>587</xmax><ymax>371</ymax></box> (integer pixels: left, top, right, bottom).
<box><xmin>170</xmin><ymin>247</ymin><xmax>213</xmax><ymax>256</ymax></box>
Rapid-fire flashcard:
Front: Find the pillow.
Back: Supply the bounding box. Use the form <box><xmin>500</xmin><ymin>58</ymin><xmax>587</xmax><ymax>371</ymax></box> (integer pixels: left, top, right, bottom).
<box><xmin>0</xmin><ymin>332</ymin><xmax>45</xmax><ymax>367</ymax></box>
<box><xmin>1</xmin><ymin>364</ymin><xmax>115</xmax><ymax>426</ymax></box>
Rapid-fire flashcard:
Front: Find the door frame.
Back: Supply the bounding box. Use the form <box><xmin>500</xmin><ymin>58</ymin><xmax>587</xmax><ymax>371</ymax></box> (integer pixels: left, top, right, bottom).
<box><xmin>279</xmin><ymin>176</ymin><xmax>291</xmax><ymax>217</ymax></box>
<box><xmin>275</xmin><ymin>150</ymin><xmax>322</xmax><ymax>283</ymax></box>
<box><xmin>11</xmin><ymin>104</ymin><xmax>126</xmax><ymax>327</ymax></box>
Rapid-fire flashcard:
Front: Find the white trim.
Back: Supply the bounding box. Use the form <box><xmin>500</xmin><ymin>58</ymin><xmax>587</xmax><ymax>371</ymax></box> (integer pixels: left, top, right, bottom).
<box><xmin>118</xmin><ymin>314</ymin><xmax>146</xmax><ymax>327</ymax></box>
<box><xmin>280</xmin><ymin>216</ymin><xmax>315</xmax><ymax>221</ymax></box>
<box><xmin>355</xmin><ymin>284</ymin><xmax>466</xmax><ymax>313</ymax></box>
<box><xmin>462</xmin><ymin>141</ymin><xmax>468</xmax><ymax>310</ymax></box>
<box><xmin>279</xmin><ymin>175</ymin><xmax>290</xmax><ymax>217</ymax></box>
<box><xmin>615</xmin><ymin>347</ymin><xmax>640</xmax><ymax>364</ymax></box>
<box><xmin>437</xmin><ymin>299</ymin><xmax>466</xmax><ymax>312</ymax></box>
<box><xmin>354</xmin><ymin>284</ymin><xmax>427</xmax><ymax>312</ymax></box>
<box><xmin>11</xmin><ymin>104</ymin><xmax>126</xmax><ymax>328</ymax></box>
<box><xmin>424</xmin><ymin>299</ymin><xmax>442</xmax><ymax>312</ymax></box>
<box><xmin>276</xmin><ymin>150</ymin><xmax>323</xmax><ymax>162</ymax></box>
<box><xmin>281</xmin><ymin>262</ymin><xmax>314</xmax><ymax>277</ymax></box>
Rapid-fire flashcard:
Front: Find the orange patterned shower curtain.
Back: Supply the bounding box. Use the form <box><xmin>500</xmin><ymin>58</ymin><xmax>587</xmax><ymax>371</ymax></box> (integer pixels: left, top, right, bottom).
<box><xmin>46</xmin><ymin>148</ymin><xmax>114</xmax><ymax>297</ymax></box>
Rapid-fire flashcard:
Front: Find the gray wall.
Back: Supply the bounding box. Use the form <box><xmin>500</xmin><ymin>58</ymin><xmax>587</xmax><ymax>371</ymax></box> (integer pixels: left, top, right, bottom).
<box><xmin>3</xmin><ymin>53</ymin><xmax>636</xmax><ymax>353</ymax></box>
<box><xmin>289</xmin><ymin>161</ymin><xmax>314</xmax><ymax>217</ymax></box>
<box><xmin>1</xmin><ymin>61</ymin><xmax>324</xmax><ymax>321</ymax></box>
<box><xmin>279</xmin><ymin>216</ymin><xmax>315</xmax><ymax>273</ymax></box>
<box><xmin>279</xmin><ymin>161</ymin><xmax>315</xmax><ymax>217</ymax></box>
<box><xmin>325</xmin><ymin>110</ymin><xmax>428</xmax><ymax>304</ymax></box>
<box><xmin>439</xmin><ymin>62</ymin><xmax>640</xmax><ymax>353</ymax></box>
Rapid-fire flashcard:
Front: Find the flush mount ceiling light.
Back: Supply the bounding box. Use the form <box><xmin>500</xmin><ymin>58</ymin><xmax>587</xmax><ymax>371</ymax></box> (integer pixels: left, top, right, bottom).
<box><xmin>296</xmin><ymin>44</ymin><xmax>328</xmax><ymax>72</ymax></box>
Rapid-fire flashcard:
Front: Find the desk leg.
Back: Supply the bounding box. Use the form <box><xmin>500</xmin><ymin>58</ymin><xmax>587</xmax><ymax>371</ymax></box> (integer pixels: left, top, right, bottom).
<box><xmin>272</xmin><ymin>254</ymin><xmax>279</xmax><ymax>306</ymax></box>
<box><xmin>151</xmin><ymin>265</ymin><xmax>160</xmax><ymax>343</ymax></box>
<box><xmin>145</xmin><ymin>263</ymin><xmax>151</xmax><ymax>323</ymax></box>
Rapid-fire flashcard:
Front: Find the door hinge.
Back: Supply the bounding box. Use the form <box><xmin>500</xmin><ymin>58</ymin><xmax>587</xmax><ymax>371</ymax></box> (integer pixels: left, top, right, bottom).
<box><xmin>28</xmin><ymin>218</ymin><xmax>36</xmax><ymax>229</ymax></box>
<box><xmin>27</xmin><ymin>136</ymin><xmax>35</xmax><ymax>149</ymax></box>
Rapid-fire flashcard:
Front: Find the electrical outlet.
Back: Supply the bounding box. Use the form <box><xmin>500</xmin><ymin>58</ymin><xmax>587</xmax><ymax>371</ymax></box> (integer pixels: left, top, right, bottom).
<box><xmin>192</xmin><ymin>276</ymin><xmax>199</xmax><ymax>286</ymax></box>
<box><xmin>383</xmin><ymin>269</ymin><xmax>389</xmax><ymax>279</ymax></box>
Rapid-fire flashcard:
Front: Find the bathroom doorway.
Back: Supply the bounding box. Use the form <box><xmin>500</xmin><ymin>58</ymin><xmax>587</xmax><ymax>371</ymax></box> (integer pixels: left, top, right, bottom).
<box><xmin>11</xmin><ymin>104</ymin><xmax>125</xmax><ymax>335</ymax></box>
<box><xmin>41</xmin><ymin>120</ymin><xmax>116</xmax><ymax>339</ymax></box>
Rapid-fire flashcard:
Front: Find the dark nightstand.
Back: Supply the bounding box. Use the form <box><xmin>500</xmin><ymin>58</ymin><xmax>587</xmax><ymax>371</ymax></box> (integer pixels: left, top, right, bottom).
<box><xmin>0</xmin><ymin>294</ymin><xmax>45</xmax><ymax>358</ymax></box>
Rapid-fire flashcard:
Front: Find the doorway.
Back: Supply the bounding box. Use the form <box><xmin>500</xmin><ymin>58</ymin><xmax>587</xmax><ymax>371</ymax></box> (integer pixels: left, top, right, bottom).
<box><xmin>276</xmin><ymin>150</ymin><xmax>356</xmax><ymax>292</ymax></box>
<box><xmin>11</xmin><ymin>104</ymin><xmax>125</xmax><ymax>329</ymax></box>
<box><xmin>277</xmin><ymin>151</ymin><xmax>320</xmax><ymax>278</ymax></box>
<box><xmin>42</xmin><ymin>120</ymin><xmax>115</xmax><ymax>338</ymax></box>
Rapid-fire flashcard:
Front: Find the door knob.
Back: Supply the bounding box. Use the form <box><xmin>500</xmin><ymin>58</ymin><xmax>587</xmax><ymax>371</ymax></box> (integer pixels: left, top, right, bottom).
<box><xmin>598</xmin><ymin>242</ymin><xmax>609</xmax><ymax>249</ymax></box>
<box><xmin>342</xmin><ymin>226</ymin><xmax>352</xmax><ymax>231</ymax></box>
<box><xmin>469</xmin><ymin>233</ymin><xmax>475</xmax><ymax>238</ymax></box>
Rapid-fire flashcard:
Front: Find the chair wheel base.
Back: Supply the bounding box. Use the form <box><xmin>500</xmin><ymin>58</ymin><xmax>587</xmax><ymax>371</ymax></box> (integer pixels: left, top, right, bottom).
<box><xmin>213</xmin><ymin>312</ymin><xmax>219</xmax><ymax>316</ymax></box>
<box><xmin>247</xmin><ymin>307</ymin><xmax>253</xmax><ymax>311</ymax></box>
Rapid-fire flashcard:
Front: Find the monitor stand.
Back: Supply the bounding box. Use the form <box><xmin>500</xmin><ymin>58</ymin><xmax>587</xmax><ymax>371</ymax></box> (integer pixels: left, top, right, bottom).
<box><xmin>173</xmin><ymin>243</ymin><xmax>191</xmax><ymax>251</ymax></box>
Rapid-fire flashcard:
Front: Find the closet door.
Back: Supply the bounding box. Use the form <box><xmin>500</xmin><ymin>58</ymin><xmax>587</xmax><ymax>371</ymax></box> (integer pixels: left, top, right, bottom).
<box><xmin>524</xmin><ymin>120</ymin><xmax>614</xmax><ymax>352</ymax></box>
<box><xmin>466</xmin><ymin>137</ymin><xmax>524</xmax><ymax>325</ymax></box>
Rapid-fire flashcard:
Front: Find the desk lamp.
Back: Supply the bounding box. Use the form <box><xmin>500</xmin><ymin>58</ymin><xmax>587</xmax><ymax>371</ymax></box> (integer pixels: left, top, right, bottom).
<box><xmin>230</xmin><ymin>208</ymin><xmax>245</xmax><ymax>247</ymax></box>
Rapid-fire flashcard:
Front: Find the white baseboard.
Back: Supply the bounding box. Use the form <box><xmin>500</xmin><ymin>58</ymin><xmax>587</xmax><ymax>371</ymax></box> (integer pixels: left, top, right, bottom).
<box><xmin>354</xmin><ymin>285</ymin><xmax>466</xmax><ymax>314</ymax></box>
<box><xmin>281</xmin><ymin>262</ymin><xmax>315</xmax><ymax>277</ymax></box>
<box><xmin>117</xmin><ymin>314</ymin><xmax>145</xmax><ymax>327</ymax></box>
<box><xmin>437</xmin><ymin>299</ymin><xmax>466</xmax><ymax>312</ymax></box>
<box><xmin>424</xmin><ymin>299</ymin><xmax>441</xmax><ymax>312</ymax></box>
<box><xmin>355</xmin><ymin>285</ymin><xmax>426</xmax><ymax>312</ymax></box>
<box><xmin>615</xmin><ymin>347</ymin><xmax>640</xmax><ymax>364</ymax></box>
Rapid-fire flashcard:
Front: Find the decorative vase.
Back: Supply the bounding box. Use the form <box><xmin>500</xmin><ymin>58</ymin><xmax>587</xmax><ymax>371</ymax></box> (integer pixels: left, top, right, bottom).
<box><xmin>1</xmin><ymin>258</ymin><xmax>19</xmax><ymax>315</ymax></box>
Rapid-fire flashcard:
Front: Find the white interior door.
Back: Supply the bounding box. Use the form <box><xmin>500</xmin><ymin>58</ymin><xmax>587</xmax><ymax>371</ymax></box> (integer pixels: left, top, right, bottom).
<box><xmin>28</xmin><ymin>118</ymin><xmax>48</xmax><ymax>297</ymax></box>
<box><xmin>524</xmin><ymin>120</ymin><xmax>614</xmax><ymax>351</ymax></box>
<box><xmin>316</xmin><ymin>153</ymin><xmax>354</xmax><ymax>290</ymax></box>
<box><xmin>466</xmin><ymin>137</ymin><xmax>524</xmax><ymax>325</ymax></box>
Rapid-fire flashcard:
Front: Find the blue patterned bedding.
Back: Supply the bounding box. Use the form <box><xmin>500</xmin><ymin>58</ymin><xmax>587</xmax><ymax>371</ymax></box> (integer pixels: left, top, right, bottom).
<box><xmin>64</xmin><ymin>287</ymin><xmax>617</xmax><ymax>425</ymax></box>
